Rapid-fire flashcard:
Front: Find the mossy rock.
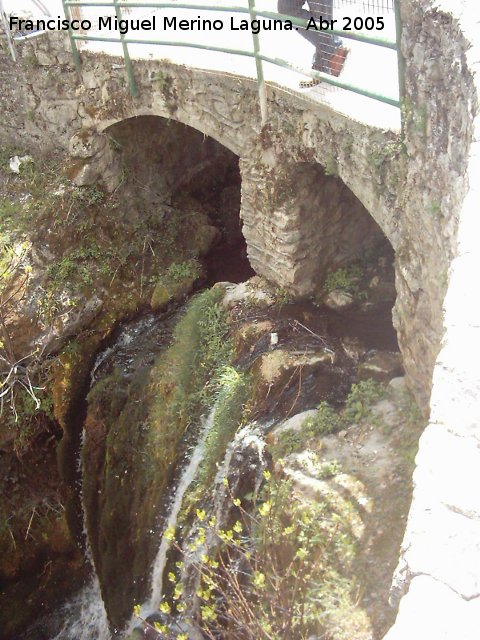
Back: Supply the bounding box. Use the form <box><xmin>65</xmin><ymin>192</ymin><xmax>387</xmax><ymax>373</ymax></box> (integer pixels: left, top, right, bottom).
<box><xmin>150</xmin><ymin>283</ymin><xmax>171</xmax><ymax>310</ymax></box>
<box><xmin>194</xmin><ymin>223</ymin><xmax>221</xmax><ymax>256</ymax></box>
<box><xmin>151</xmin><ymin>276</ymin><xmax>196</xmax><ymax>311</ymax></box>
<box><xmin>150</xmin><ymin>260</ymin><xmax>204</xmax><ymax>311</ymax></box>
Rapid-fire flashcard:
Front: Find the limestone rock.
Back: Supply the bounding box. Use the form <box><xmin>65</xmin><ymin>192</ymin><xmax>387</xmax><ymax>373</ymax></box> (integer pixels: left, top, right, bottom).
<box><xmin>222</xmin><ymin>278</ymin><xmax>276</xmax><ymax>309</ymax></box>
<box><xmin>195</xmin><ymin>224</ymin><xmax>221</xmax><ymax>256</ymax></box>
<box><xmin>341</xmin><ymin>336</ymin><xmax>367</xmax><ymax>361</ymax></box>
<box><xmin>269</xmin><ymin>409</ymin><xmax>318</xmax><ymax>443</ymax></box>
<box><xmin>324</xmin><ymin>289</ymin><xmax>354</xmax><ymax>310</ymax></box>
<box><xmin>69</xmin><ymin>129</ymin><xmax>107</xmax><ymax>158</ymax></box>
<box><xmin>9</xmin><ymin>155</ymin><xmax>32</xmax><ymax>173</ymax></box>
<box><xmin>358</xmin><ymin>351</ymin><xmax>403</xmax><ymax>382</ymax></box>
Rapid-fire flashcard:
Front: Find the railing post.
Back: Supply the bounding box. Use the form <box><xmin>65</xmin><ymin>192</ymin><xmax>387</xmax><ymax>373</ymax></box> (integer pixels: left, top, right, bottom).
<box><xmin>394</xmin><ymin>0</ymin><xmax>406</xmax><ymax>131</ymax></box>
<box><xmin>112</xmin><ymin>0</ymin><xmax>139</xmax><ymax>98</ymax></box>
<box><xmin>248</xmin><ymin>0</ymin><xmax>267</xmax><ymax>126</ymax></box>
<box><xmin>62</xmin><ymin>0</ymin><xmax>81</xmax><ymax>69</ymax></box>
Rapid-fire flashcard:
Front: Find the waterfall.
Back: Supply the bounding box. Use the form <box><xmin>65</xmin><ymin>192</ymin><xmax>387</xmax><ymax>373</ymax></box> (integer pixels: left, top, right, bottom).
<box><xmin>50</xmin><ymin>578</ymin><xmax>110</xmax><ymax>640</ymax></box>
<box><xmin>146</xmin><ymin>407</ymin><xmax>216</xmax><ymax>613</ymax></box>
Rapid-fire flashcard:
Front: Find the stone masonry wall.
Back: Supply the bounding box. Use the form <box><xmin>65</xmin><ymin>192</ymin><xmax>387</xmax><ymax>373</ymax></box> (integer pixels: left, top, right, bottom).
<box><xmin>384</xmin><ymin>1</ymin><xmax>480</xmax><ymax>638</ymax></box>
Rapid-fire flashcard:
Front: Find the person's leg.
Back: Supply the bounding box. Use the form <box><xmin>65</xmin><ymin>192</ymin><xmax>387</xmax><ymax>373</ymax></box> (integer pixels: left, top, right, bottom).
<box><xmin>308</xmin><ymin>0</ymin><xmax>335</xmax><ymax>71</ymax></box>
<box><xmin>277</xmin><ymin>0</ymin><xmax>325</xmax><ymax>50</ymax></box>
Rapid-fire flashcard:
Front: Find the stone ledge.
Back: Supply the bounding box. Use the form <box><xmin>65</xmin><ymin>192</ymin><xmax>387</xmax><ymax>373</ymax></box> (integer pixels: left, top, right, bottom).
<box><xmin>384</xmin><ymin>575</ymin><xmax>480</xmax><ymax>640</ymax></box>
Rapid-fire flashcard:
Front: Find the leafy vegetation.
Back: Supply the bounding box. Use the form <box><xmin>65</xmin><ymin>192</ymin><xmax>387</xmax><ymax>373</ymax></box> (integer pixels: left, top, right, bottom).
<box><xmin>344</xmin><ymin>379</ymin><xmax>385</xmax><ymax>423</ymax></box>
<box><xmin>271</xmin><ymin>402</ymin><xmax>345</xmax><ymax>459</ymax></box>
<box><xmin>137</xmin><ymin>472</ymin><xmax>367</xmax><ymax>640</ymax></box>
<box><xmin>271</xmin><ymin>380</ymin><xmax>387</xmax><ymax>459</ymax></box>
<box><xmin>198</xmin><ymin>367</ymin><xmax>252</xmax><ymax>486</ymax></box>
<box><xmin>324</xmin><ymin>264</ymin><xmax>363</xmax><ymax>294</ymax></box>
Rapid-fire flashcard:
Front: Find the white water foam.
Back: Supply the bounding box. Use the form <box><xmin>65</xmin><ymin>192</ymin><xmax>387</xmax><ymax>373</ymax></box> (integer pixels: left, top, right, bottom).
<box><xmin>50</xmin><ymin>577</ymin><xmax>110</xmax><ymax>640</ymax></box>
<box><xmin>146</xmin><ymin>407</ymin><xmax>216</xmax><ymax>612</ymax></box>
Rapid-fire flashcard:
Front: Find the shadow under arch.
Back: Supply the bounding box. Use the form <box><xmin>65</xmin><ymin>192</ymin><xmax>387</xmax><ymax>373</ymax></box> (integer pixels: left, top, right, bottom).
<box><xmin>103</xmin><ymin>114</ymin><xmax>255</xmax><ymax>284</ymax></box>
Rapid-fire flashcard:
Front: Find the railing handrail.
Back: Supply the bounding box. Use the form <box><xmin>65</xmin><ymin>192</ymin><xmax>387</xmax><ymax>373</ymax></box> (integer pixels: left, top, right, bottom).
<box><xmin>6</xmin><ymin>1</ymin><xmax>404</xmax><ymax>125</ymax></box>
<box><xmin>63</xmin><ymin>1</ymin><xmax>398</xmax><ymax>49</ymax></box>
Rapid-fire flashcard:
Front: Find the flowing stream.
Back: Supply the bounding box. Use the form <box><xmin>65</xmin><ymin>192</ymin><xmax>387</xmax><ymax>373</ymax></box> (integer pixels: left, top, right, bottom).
<box><xmin>147</xmin><ymin>406</ymin><xmax>215</xmax><ymax>613</ymax></box>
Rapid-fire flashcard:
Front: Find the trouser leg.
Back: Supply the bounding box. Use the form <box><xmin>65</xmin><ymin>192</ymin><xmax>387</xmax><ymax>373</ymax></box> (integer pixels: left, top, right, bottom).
<box><xmin>277</xmin><ymin>0</ymin><xmax>336</xmax><ymax>70</ymax></box>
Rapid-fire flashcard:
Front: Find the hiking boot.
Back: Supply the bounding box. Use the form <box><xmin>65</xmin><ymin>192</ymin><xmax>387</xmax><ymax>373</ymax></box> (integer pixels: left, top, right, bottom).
<box><xmin>299</xmin><ymin>76</ymin><xmax>322</xmax><ymax>88</ymax></box>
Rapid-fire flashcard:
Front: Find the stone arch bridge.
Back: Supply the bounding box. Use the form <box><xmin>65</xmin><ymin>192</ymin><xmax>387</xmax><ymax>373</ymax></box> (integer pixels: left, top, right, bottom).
<box><xmin>1</xmin><ymin>1</ymin><xmax>479</xmax><ymax>635</ymax></box>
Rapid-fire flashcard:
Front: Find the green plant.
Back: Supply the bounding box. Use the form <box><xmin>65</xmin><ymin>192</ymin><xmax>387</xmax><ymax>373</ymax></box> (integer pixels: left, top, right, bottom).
<box><xmin>140</xmin><ymin>472</ymin><xmax>365</xmax><ymax>640</ymax></box>
<box><xmin>317</xmin><ymin>459</ymin><xmax>341</xmax><ymax>479</ymax></box>
<box><xmin>323</xmin><ymin>153</ymin><xmax>338</xmax><ymax>177</ymax></box>
<box><xmin>303</xmin><ymin>401</ymin><xmax>345</xmax><ymax>435</ymax></box>
<box><xmin>344</xmin><ymin>379</ymin><xmax>385</xmax><ymax>423</ymax></box>
<box><xmin>71</xmin><ymin>185</ymin><xmax>105</xmax><ymax>206</ymax></box>
<box><xmin>270</xmin><ymin>428</ymin><xmax>305</xmax><ymax>458</ymax></box>
<box><xmin>198</xmin><ymin>367</ymin><xmax>251</xmax><ymax>486</ymax></box>
<box><xmin>271</xmin><ymin>402</ymin><xmax>344</xmax><ymax>459</ymax></box>
<box><xmin>165</xmin><ymin>260</ymin><xmax>201</xmax><ymax>283</ymax></box>
<box><xmin>324</xmin><ymin>265</ymin><xmax>363</xmax><ymax>294</ymax></box>
<box><xmin>276</xmin><ymin>287</ymin><xmax>293</xmax><ymax>306</ymax></box>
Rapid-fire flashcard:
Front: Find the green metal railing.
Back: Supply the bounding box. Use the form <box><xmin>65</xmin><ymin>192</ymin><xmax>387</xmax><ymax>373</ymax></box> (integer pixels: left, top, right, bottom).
<box><xmin>61</xmin><ymin>0</ymin><xmax>403</xmax><ymax>124</ymax></box>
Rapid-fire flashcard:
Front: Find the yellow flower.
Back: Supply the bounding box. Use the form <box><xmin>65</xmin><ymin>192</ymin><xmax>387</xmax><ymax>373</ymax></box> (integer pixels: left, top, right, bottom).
<box><xmin>253</xmin><ymin>571</ymin><xmax>266</xmax><ymax>588</ymax></box>
<box><xmin>168</xmin><ymin>572</ymin><xmax>176</xmax><ymax>583</ymax></box>
<box><xmin>258</xmin><ymin>501</ymin><xmax>272</xmax><ymax>517</ymax></box>
<box><xmin>233</xmin><ymin>521</ymin><xmax>243</xmax><ymax>533</ymax></box>
<box><xmin>196</xmin><ymin>509</ymin><xmax>206</xmax><ymax>522</ymax></box>
<box><xmin>233</xmin><ymin>497</ymin><xmax>241</xmax><ymax>507</ymax></box>
<box><xmin>174</xmin><ymin>583</ymin><xmax>183</xmax><ymax>600</ymax></box>
<box><xmin>164</xmin><ymin>525</ymin><xmax>176</xmax><ymax>541</ymax></box>
<box><xmin>133</xmin><ymin>604</ymin><xmax>141</xmax><ymax>618</ymax></box>
<box><xmin>159</xmin><ymin>601</ymin><xmax>171</xmax><ymax>614</ymax></box>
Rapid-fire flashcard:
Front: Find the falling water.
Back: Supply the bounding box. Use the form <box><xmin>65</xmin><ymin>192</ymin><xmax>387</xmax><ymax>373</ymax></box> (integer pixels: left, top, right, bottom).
<box><xmin>147</xmin><ymin>407</ymin><xmax>216</xmax><ymax>612</ymax></box>
<box><xmin>49</xmin><ymin>578</ymin><xmax>110</xmax><ymax>640</ymax></box>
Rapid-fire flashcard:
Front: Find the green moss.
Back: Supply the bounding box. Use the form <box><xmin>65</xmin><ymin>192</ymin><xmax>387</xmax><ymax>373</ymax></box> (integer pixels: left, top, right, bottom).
<box><xmin>81</xmin><ymin>287</ymin><xmax>235</xmax><ymax>627</ymax></box>
<box><xmin>150</xmin><ymin>259</ymin><xmax>202</xmax><ymax>310</ymax></box>
<box><xmin>324</xmin><ymin>264</ymin><xmax>363</xmax><ymax>294</ymax></box>
<box><xmin>198</xmin><ymin>367</ymin><xmax>252</xmax><ymax>486</ymax></box>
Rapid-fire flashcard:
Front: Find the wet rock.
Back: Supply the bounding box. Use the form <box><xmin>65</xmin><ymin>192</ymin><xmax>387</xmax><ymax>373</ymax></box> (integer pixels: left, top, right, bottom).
<box><xmin>234</xmin><ymin>319</ymin><xmax>273</xmax><ymax>360</ymax></box>
<box><xmin>341</xmin><ymin>336</ymin><xmax>367</xmax><ymax>361</ymax></box>
<box><xmin>221</xmin><ymin>277</ymin><xmax>276</xmax><ymax>309</ymax></box>
<box><xmin>257</xmin><ymin>349</ymin><xmax>336</xmax><ymax>387</ymax></box>
<box><xmin>324</xmin><ymin>289</ymin><xmax>354</xmax><ymax>310</ymax></box>
<box><xmin>269</xmin><ymin>409</ymin><xmax>318</xmax><ymax>444</ymax></box>
<box><xmin>358</xmin><ymin>351</ymin><xmax>403</xmax><ymax>382</ymax></box>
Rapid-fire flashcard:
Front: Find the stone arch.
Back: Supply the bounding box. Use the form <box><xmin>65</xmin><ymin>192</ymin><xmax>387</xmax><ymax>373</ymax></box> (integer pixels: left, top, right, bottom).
<box><xmin>95</xmin><ymin>106</ymin><xmax>248</xmax><ymax>158</ymax></box>
<box><xmin>241</xmin><ymin>160</ymin><xmax>393</xmax><ymax>298</ymax></box>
